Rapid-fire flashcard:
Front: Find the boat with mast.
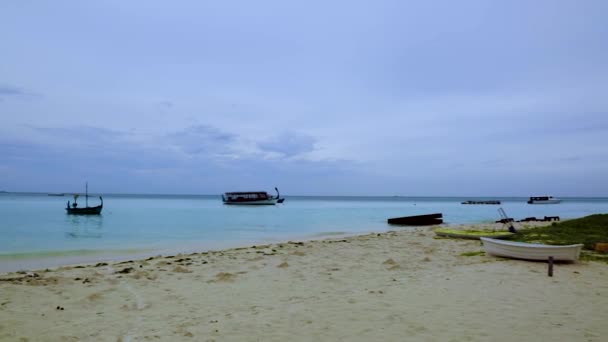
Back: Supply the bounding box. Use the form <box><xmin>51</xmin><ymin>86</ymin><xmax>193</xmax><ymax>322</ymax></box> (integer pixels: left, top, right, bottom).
<box><xmin>66</xmin><ymin>182</ymin><xmax>103</xmax><ymax>215</ymax></box>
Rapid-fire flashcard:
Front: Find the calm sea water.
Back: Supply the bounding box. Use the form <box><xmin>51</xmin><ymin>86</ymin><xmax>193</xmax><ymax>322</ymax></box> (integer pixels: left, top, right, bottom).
<box><xmin>1</xmin><ymin>193</ymin><xmax>607</xmax><ymax>271</ymax></box>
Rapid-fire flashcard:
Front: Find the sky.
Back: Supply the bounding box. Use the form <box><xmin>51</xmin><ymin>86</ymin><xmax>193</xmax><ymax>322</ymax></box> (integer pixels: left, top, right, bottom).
<box><xmin>1</xmin><ymin>0</ymin><xmax>607</xmax><ymax>196</ymax></box>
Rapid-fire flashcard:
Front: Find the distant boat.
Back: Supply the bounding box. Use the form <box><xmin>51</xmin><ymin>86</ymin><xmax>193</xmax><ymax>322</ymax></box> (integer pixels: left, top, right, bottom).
<box><xmin>48</xmin><ymin>193</ymin><xmax>65</xmax><ymax>197</ymax></box>
<box><xmin>66</xmin><ymin>183</ymin><xmax>103</xmax><ymax>215</ymax></box>
<box><xmin>461</xmin><ymin>200</ymin><xmax>501</xmax><ymax>205</ymax></box>
<box><xmin>222</xmin><ymin>187</ymin><xmax>284</xmax><ymax>205</ymax></box>
<box><xmin>387</xmin><ymin>213</ymin><xmax>443</xmax><ymax>226</ymax></box>
<box><xmin>480</xmin><ymin>237</ymin><xmax>583</xmax><ymax>262</ymax></box>
<box><xmin>527</xmin><ymin>196</ymin><xmax>561</xmax><ymax>204</ymax></box>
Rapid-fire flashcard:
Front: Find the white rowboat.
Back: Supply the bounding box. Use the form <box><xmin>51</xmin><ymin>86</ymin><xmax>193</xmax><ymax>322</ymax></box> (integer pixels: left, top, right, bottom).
<box><xmin>480</xmin><ymin>237</ymin><xmax>583</xmax><ymax>261</ymax></box>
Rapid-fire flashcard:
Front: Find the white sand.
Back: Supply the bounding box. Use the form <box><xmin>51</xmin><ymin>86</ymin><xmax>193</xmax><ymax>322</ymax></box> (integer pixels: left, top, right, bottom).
<box><xmin>1</xmin><ymin>224</ymin><xmax>607</xmax><ymax>341</ymax></box>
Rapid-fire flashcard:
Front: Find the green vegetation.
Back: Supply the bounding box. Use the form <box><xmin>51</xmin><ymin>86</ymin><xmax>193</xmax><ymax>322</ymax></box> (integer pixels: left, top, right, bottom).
<box><xmin>438</xmin><ymin>229</ymin><xmax>512</xmax><ymax>236</ymax></box>
<box><xmin>460</xmin><ymin>251</ymin><xmax>485</xmax><ymax>257</ymax></box>
<box><xmin>434</xmin><ymin>228</ymin><xmax>514</xmax><ymax>239</ymax></box>
<box><xmin>509</xmin><ymin>214</ymin><xmax>608</xmax><ymax>250</ymax></box>
<box><xmin>580</xmin><ymin>252</ymin><xmax>608</xmax><ymax>264</ymax></box>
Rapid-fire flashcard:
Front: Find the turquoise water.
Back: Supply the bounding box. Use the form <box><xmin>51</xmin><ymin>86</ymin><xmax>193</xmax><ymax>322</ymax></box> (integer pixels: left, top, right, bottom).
<box><xmin>1</xmin><ymin>193</ymin><xmax>607</xmax><ymax>271</ymax></box>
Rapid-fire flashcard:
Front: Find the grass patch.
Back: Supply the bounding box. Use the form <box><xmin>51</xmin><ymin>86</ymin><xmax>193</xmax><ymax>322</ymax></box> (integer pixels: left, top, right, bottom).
<box><xmin>580</xmin><ymin>252</ymin><xmax>608</xmax><ymax>264</ymax></box>
<box><xmin>460</xmin><ymin>251</ymin><xmax>485</xmax><ymax>257</ymax></box>
<box><xmin>436</xmin><ymin>228</ymin><xmax>509</xmax><ymax>236</ymax></box>
<box><xmin>509</xmin><ymin>214</ymin><xmax>608</xmax><ymax>250</ymax></box>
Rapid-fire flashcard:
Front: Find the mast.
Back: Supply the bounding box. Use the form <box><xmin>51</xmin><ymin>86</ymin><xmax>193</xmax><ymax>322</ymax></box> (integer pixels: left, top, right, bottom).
<box><xmin>86</xmin><ymin>182</ymin><xmax>88</xmax><ymax>207</ymax></box>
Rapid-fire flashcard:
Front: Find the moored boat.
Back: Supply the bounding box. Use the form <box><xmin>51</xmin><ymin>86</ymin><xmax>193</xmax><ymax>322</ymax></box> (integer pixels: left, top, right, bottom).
<box><xmin>222</xmin><ymin>187</ymin><xmax>284</xmax><ymax>205</ymax></box>
<box><xmin>66</xmin><ymin>183</ymin><xmax>103</xmax><ymax>215</ymax></box>
<box><xmin>461</xmin><ymin>200</ymin><xmax>501</xmax><ymax>205</ymax></box>
<box><xmin>527</xmin><ymin>196</ymin><xmax>561</xmax><ymax>204</ymax></box>
<box><xmin>480</xmin><ymin>237</ymin><xmax>583</xmax><ymax>261</ymax></box>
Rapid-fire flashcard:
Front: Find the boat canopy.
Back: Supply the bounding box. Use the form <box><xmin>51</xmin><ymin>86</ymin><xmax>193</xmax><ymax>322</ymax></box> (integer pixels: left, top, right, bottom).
<box><xmin>529</xmin><ymin>196</ymin><xmax>553</xmax><ymax>201</ymax></box>
<box><xmin>224</xmin><ymin>192</ymin><xmax>270</xmax><ymax>200</ymax></box>
<box><xmin>224</xmin><ymin>191</ymin><xmax>269</xmax><ymax>195</ymax></box>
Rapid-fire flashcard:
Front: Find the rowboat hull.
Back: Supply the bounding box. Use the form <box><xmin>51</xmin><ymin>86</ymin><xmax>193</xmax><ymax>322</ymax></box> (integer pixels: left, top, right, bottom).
<box><xmin>480</xmin><ymin>237</ymin><xmax>583</xmax><ymax>261</ymax></box>
<box><xmin>527</xmin><ymin>199</ymin><xmax>561</xmax><ymax>204</ymax></box>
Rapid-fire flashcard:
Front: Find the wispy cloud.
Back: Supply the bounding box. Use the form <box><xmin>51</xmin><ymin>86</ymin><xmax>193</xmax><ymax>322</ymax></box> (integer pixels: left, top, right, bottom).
<box><xmin>27</xmin><ymin>125</ymin><xmax>127</xmax><ymax>147</ymax></box>
<box><xmin>0</xmin><ymin>85</ymin><xmax>25</xmax><ymax>96</ymax></box>
<box><xmin>258</xmin><ymin>132</ymin><xmax>317</xmax><ymax>158</ymax></box>
<box><xmin>166</xmin><ymin>124</ymin><xmax>237</xmax><ymax>156</ymax></box>
<box><xmin>158</xmin><ymin>101</ymin><xmax>173</xmax><ymax>108</ymax></box>
<box><xmin>0</xmin><ymin>84</ymin><xmax>37</xmax><ymax>101</ymax></box>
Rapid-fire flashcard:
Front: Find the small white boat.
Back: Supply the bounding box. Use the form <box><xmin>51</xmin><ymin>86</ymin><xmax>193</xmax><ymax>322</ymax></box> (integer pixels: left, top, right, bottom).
<box><xmin>480</xmin><ymin>237</ymin><xmax>583</xmax><ymax>261</ymax></box>
<box><xmin>527</xmin><ymin>196</ymin><xmax>561</xmax><ymax>204</ymax></box>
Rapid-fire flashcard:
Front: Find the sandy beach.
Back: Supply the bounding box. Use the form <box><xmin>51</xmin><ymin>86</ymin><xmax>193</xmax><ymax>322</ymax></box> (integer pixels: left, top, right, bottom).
<box><xmin>1</xmin><ymin>223</ymin><xmax>607</xmax><ymax>341</ymax></box>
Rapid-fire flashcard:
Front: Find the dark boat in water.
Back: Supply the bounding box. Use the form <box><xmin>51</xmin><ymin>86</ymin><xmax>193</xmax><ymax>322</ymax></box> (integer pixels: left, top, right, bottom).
<box><xmin>387</xmin><ymin>213</ymin><xmax>443</xmax><ymax>226</ymax></box>
<box><xmin>66</xmin><ymin>183</ymin><xmax>103</xmax><ymax>215</ymax></box>
<box><xmin>527</xmin><ymin>196</ymin><xmax>561</xmax><ymax>204</ymax></box>
<box><xmin>222</xmin><ymin>187</ymin><xmax>284</xmax><ymax>205</ymax></box>
<box><xmin>461</xmin><ymin>200</ymin><xmax>500</xmax><ymax>205</ymax></box>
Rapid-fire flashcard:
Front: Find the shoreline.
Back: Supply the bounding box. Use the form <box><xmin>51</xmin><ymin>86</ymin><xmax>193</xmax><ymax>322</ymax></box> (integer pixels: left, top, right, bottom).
<box><xmin>2</xmin><ymin>222</ymin><xmax>606</xmax><ymax>341</ymax></box>
<box><xmin>0</xmin><ymin>228</ymin><xmax>415</xmax><ymax>274</ymax></box>
<box><xmin>0</xmin><ymin>221</ymin><xmax>550</xmax><ymax>274</ymax></box>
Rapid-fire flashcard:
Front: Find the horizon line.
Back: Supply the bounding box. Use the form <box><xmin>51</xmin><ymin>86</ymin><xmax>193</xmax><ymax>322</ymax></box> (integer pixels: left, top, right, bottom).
<box><xmin>2</xmin><ymin>191</ymin><xmax>608</xmax><ymax>199</ymax></box>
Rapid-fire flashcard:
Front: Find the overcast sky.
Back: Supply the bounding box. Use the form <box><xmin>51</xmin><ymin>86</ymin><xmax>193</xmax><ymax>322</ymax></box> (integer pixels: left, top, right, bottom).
<box><xmin>1</xmin><ymin>1</ymin><xmax>607</xmax><ymax>196</ymax></box>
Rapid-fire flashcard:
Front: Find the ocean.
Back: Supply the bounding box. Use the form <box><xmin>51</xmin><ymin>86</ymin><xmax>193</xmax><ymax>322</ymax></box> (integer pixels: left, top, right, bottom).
<box><xmin>1</xmin><ymin>193</ymin><xmax>607</xmax><ymax>272</ymax></box>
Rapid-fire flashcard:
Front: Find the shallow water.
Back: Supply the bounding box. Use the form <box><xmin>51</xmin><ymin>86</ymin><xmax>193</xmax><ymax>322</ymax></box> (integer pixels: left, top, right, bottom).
<box><xmin>1</xmin><ymin>193</ymin><xmax>607</xmax><ymax>271</ymax></box>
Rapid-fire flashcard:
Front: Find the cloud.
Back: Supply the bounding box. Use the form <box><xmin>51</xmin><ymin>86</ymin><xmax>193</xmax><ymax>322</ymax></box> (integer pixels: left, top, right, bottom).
<box><xmin>0</xmin><ymin>85</ymin><xmax>26</xmax><ymax>96</ymax></box>
<box><xmin>166</xmin><ymin>124</ymin><xmax>237</xmax><ymax>156</ymax></box>
<box><xmin>1</xmin><ymin>0</ymin><xmax>607</xmax><ymax>195</ymax></box>
<box><xmin>257</xmin><ymin>132</ymin><xmax>317</xmax><ymax>158</ymax></box>
<box><xmin>27</xmin><ymin>125</ymin><xmax>127</xmax><ymax>147</ymax></box>
<box><xmin>0</xmin><ymin>84</ymin><xmax>37</xmax><ymax>101</ymax></box>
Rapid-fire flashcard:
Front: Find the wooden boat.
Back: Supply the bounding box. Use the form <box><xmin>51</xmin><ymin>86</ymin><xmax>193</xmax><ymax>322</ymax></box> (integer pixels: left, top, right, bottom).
<box><xmin>387</xmin><ymin>213</ymin><xmax>443</xmax><ymax>226</ymax></box>
<box><xmin>222</xmin><ymin>187</ymin><xmax>284</xmax><ymax>205</ymax></box>
<box><xmin>66</xmin><ymin>183</ymin><xmax>103</xmax><ymax>215</ymax></box>
<box><xmin>527</xmin><ymin>196</ymin><xmax>561</xmax><ymax>204</ymax></box>
<box><xmin>434</xmin><ymin>228</ymin><xmax>514</xmax><ymax>240</ymax></box>
<box><xmin>461</xmin><ymin>200</ymin><xmax>501</xmax><ymax>205</ymax></box>
<box><xmin>480</xmin><ymin>237</ymin><xmax>583</xmax><ymax>261</ymax></box>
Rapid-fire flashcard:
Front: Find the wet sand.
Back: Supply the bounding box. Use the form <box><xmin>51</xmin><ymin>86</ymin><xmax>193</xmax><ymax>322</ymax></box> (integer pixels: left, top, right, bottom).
<box><xmin>1</xmin><ymin>223</ymin><xmax>607</xmax><ymax>341</ymax></box>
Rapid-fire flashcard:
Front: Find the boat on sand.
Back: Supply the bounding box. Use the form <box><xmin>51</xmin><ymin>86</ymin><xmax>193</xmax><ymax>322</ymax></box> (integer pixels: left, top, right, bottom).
<box><xmin>387</xmin><ymin>213</ymin><xmax>443</xmax><ymax>226</ymax></box>
<box><xmin>480</xmin><ymin>237</ymin><xmax>583</xmax><ymax>262</ymax></box>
